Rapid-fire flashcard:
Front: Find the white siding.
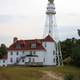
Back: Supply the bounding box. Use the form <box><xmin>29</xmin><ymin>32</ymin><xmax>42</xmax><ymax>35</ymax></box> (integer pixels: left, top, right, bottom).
<box><xmin>42</xmin><ymin>42</ymin><xmax>57</xmax><ymax>65</ymax></box>
<box><xmin>0</xmin><ymin>41</ymin><xmax>57</xmax><ymax>66</ymax></box>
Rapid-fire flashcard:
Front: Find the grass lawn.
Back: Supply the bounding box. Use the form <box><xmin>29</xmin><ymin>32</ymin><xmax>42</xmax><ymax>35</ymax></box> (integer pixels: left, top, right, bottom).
<box><xmin>0</xmin><ymin>67</ymin><xmax>44</xmax><ymax>80</ymax></box>
<box><xmin>0</xmin><ymin>66</ymin><xmax>79</xmax><ymax>80</ymax></box>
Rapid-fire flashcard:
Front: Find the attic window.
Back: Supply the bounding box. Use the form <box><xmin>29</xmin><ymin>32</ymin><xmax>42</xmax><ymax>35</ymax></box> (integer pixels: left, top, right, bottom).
<box><xmin>31</xmin><ymin>43</ymin><xmax>36</xmax><ymax>48</ymax></box>
<box><xmin>16</xmin><ymin>44</ymin><xmax>21</xmax><ymax>49</ymax></box>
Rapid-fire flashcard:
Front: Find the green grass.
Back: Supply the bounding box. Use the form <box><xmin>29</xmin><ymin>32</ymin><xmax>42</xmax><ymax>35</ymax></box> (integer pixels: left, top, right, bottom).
<box><xmin>0</xmin><ymin>67</ymin><xmax>44</xmax><ymax>80</ymax></box>
<box><xmin>0</xmin><ymin>66</ymin><xmax>79</xmax><ymax>80</ymax></box>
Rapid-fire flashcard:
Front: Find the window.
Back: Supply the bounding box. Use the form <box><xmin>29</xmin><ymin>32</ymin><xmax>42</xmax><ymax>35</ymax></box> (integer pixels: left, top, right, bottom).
<box><xmin>33</xmin><ymin>51</ymin><xmax>36</xmax><ymax>55</ymax></box>
<box><xmin>16</xmin><ymin>57</ymin><xmax>18</xmax><ymax>62</ymax></box>
<box><xmin>11</xmin><ymin>52</ymin><xmax>13</xmax><ymax>55</ymax></box>
<box><xmin>31</xmin><ymin>43</ymin><xmax>36</xmax><ymax>48</ymax></box>
<box><xmin>30</xmin><ymin>51</ymin><xmax>32</xmax><ymax>55</ymax></box>
<box><xmin>22</xmin><ymin>59</ymin><xmax>24</xmax><ymax>62</ymax></box>
<box><xmin>16</xmin><ymin>44</ymin><xmax>21</xmax><ymax>49</ymax></box>
<box><xmin>53</xmin><ymin>58</ymin><xmax>56</xmax><ymax>63</ymax></box>
<box><xmin>53</xmin><ymin>50</ymin><xmax>56</xmax><ymax>55</ymax></box>
<box><xmin>23</xmin><ymin>51</ymin><xmax>24</xmax><ymax>53</ymax></box>
<box><xmin>16</xmin><ymin>52</ymin><xmax>19</xmax><ymax>55</ymax></box>
<box><xmin>32</xmin><ymin>58</ymin><xmax>35</xmax><ymax>62</ymax></box>
<box><xmin>49</xmin><ymin>30</ymin><xmax>51</xmax><ymax>33</ymax></box>
<box><xmin>43</xmin><ymin>58</ymin><xmax>45</xmax><ymax>62</ymax></box>
<box><xmin>56</xmin><ymin>57</ymin><xmax>58</xmax><ymax>65</ymax></box>
<box><xmin>3</xmin><ymin>60</ymin><xmax>5</xmax><ymax>63</ymax></box>
<box><xmin>28</xmin><ymin>58</ymin><xmax>31</xmax><ymax>62</ymax></box>
<box><xmin>45</xmin><ymin>43</ymin><xmax>47</xmax><ymax>47</ymax></box>
<box><xmin>10</xmin><ymin>58</ymin><xmax>13</xmax><ymax>63</ymax></box>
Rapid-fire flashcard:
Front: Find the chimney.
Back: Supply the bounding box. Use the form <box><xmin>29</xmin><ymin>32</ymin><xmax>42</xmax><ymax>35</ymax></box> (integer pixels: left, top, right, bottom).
<box><xmin>13</xmin><ymin>37</ymin><xmax>18</xmax><ymax>43</ymax></box>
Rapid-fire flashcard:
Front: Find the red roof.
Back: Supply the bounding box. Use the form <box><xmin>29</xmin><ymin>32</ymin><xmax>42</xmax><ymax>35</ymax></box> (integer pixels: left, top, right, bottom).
<box><xmin>8</xmin><ymin>35</ymin><xmax>54</xmax><ymax>51</ymax></box>
<box><xmin>43</xmin><ymin>35</ymin><xmax>54</xmax><ymax>42</ymax></box>
<box><xmin>8</xmin><ymin>39</ymin><xmax>46</xmax><ymax>51</ymax></box>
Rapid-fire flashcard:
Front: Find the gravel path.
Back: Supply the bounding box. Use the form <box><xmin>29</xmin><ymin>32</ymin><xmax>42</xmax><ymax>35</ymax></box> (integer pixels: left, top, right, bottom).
<box><xmin>41</xmin><ymin>71</ymin><xmax>64</xmax><ymax>80</ymax></box>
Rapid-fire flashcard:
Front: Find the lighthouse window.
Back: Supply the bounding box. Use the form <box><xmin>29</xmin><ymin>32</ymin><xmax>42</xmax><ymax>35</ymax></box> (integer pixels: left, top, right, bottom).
<box><xmin>31</xmin><ymin>43</ymin><xmax>36</xmax><ymax>48</ymax></box>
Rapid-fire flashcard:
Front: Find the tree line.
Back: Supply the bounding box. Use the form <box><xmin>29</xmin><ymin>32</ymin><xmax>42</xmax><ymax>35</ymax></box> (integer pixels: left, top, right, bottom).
<box><xmin>0</xmin><ymin>38</ymin><xmax>80</xmax><ymax>67</ymax></box>
<box><xmin>60</xmin><ymin>38</ymin><xmax>80</xmax><ymax>67</ymax></box>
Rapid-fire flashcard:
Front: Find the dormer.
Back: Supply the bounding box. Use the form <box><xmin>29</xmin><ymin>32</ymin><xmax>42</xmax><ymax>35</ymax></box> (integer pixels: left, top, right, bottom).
<box><xmin>31</xmin><ymin>43</ymin><xmax>36</xmax><ymax>48</ymax></box>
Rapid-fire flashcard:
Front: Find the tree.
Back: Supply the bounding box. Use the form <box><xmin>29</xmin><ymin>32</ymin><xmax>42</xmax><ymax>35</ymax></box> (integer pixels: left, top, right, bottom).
<box><xmin>60</xmin><ymin>39</ymin><xmax>73</xmax><ymax>59</ymax></box>
<box><xmin>77</xmin><ymin>29</ymin><xmax>80</xmax><ymax>36</ymax></box>
<box><xmin>0</xmin><ymin>44</ymin><xmax>7</xmax><ymax>57</ymax></box>
<box><xmin>71</xmin><ymin>45</ymin><xmax>80</xmax><ymax>67</ymax></box>
<box><xmin>60</xmin><ymin>38</ymin><xmax>80</xmax><ymax>66</ymax></box>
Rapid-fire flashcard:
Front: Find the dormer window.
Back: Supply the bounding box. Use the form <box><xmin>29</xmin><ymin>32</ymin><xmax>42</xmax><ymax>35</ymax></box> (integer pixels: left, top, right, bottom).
<box><xmin>31</xmin><ymin>43</ymin><xmax>36</xmax><ymax>48</ymax></box>
<box><xmin>16</xmin><ymin>44</ymin><xmax>21</xmax><ymax>49</ymax></box>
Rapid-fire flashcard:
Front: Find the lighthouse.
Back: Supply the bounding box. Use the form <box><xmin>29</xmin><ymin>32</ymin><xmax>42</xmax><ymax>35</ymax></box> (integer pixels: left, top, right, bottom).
<box><xmin>44</xmin><ymin>0</ymin><xmax>56</xmax><ymax>38</ymax></box>
<box><xmin>44</xmin><ymin>0</ymin><xmax>63</xmax><ymax>66</ymax></box>
<box><xmin>0</xmin><ymin>0</ymin><xmax>63</xmax><ymax>67</ymax></box>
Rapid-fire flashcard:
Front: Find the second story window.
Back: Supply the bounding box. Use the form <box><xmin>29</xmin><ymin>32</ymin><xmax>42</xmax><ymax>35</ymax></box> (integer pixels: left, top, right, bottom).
<box><xmin>31</xmin><ymin>43</ymin><xmax>36</xmax><ymax>48</ymax></box>
<box><xmin>16</xmin><ymin>51</ymin><xmax>19</xmax><ymax>55</ymax></box>
<box><xmin>11</xmin><ymin>52</ymin><xmax>13</xmax><ymax>55</ymax></box>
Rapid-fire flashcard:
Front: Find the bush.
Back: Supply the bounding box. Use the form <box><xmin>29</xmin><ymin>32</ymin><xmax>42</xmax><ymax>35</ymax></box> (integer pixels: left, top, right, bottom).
<box><xmin>64</xmin><ymin>74</ymin><xmax>73</xmax><ymax>80</ymax></box>
<box><xmin>71</xmin><ymin>46</ymin><xmax>80</xmax><ymax>67</ymax></box>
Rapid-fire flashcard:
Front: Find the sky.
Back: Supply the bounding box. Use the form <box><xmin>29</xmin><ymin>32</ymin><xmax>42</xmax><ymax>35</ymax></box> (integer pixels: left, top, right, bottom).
<box><xmin>0</xmin><ymin>0</ymin><xmax>80</xmax><ymax>46</ymax></box>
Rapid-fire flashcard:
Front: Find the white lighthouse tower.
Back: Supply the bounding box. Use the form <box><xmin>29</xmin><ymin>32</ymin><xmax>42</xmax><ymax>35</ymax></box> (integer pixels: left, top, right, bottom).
<box><xmin>44</xmin><ymin>0</ymin><xmax>63</xmax><ymax>66</ymax></box>
<box><xmin>44</xmin><ymin>0</ymin><xmax>56</xmax><ymax>38</ymax></box>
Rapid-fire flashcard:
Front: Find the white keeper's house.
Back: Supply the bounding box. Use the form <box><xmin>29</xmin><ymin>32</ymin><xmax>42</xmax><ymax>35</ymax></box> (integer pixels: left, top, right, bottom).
<box><xmin>0</xmin><ymin>35</ymin><xmax>59</xmax><ymax>67</ymax></box>
<box><xmin>0</xmin><ymin>0</ymin><xmax>63</xmax><ymax>67</ymax></box>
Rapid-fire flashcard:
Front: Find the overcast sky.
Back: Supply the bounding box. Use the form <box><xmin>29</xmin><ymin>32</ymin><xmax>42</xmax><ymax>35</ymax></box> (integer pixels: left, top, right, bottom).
<box><xmin>0</xmin><ymin>0</ymin><xmax>80</xmax><ymax>46</ymax></box>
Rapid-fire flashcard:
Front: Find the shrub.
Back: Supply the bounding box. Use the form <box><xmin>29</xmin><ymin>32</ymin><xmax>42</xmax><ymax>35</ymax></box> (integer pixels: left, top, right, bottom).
<box><xmin>64</xmin><ymin>74</ymin><xmax>73</xmax><ymax>80</ymax></box>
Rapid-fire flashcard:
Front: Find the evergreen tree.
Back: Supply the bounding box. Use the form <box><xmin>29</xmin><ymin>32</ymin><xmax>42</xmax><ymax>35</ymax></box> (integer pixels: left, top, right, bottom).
<box><xmin>0</xmin><ymin>44</ymin><xmax>7</xmax><ymax>57</ymax></box>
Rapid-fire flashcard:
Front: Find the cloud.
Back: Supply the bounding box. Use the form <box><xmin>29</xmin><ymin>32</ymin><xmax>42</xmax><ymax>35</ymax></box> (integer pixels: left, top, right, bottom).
<box><xmin>0</xmin><ymin>15</ymin><xmax>80</xmax><ymax>46</ymax></box>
